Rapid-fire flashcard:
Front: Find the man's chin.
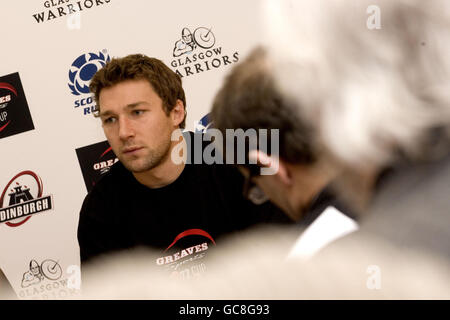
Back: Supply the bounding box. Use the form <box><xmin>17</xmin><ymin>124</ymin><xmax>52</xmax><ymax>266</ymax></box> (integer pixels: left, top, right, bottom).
<box><xmin>125</xmin><ymin>163</ymin><xmax>154</xmax><ymax>173</ymax></box>
<box><xmin>121</xmin><ymin>158</ymin><xmax>159</xmax><ymax>174</ymax></box>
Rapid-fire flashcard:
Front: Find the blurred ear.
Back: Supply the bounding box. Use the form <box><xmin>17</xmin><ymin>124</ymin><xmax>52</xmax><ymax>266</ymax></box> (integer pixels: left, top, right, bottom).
<box><xmin>171</xmin><ymin>99</ymin><xmax>185</xmax><ymax>127</ymax></box>
<box><xmin>248</xmin><ymin>150</ymin><xmax>292</xmax><ymax>185</ymax></box>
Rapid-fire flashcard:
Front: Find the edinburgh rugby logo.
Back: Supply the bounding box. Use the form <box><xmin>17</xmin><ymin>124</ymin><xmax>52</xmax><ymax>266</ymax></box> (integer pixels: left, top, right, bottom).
<box><xmin>76</xmin><ymin>140</ymin><xmax>118</xmax><ymax>192</ymax></box>
<box><xmin>170</xmin><ymin>26</ymin><xmax>239</xmax><ymax>78</ymax></box>
<box><xmin>0</xmin><ymin>73</ymin><xmax>34</xmax><ymax>139</ymax></box>
<box><xmin>68</xmin><ymin>50</ymin><xmax>110</xmax><ymax>115</ymax></box>
<box><xmin>0</xmin><ymin>171</ymin><xmax>53</xmax><ymax>227</ymax></box>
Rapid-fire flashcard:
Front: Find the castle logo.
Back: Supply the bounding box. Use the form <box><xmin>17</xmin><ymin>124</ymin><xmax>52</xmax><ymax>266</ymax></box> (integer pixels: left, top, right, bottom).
<box><xmin>0</xmin><ymin>171</ymin><xmax>53</xmax><ymax>227</ymax></box>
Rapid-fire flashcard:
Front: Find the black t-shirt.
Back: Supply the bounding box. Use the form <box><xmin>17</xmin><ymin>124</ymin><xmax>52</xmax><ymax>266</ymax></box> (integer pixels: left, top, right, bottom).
<box><xmin>77</xmin><ymin>132</ymin><xmax>287</xmax><ymax>270</ymax></box>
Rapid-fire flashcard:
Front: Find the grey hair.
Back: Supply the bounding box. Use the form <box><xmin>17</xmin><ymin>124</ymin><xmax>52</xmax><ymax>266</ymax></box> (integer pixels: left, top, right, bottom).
<box><xmin>262</xmin><ymin>0</ymin><xmax>450</xmax><ymax>170</ymax></box>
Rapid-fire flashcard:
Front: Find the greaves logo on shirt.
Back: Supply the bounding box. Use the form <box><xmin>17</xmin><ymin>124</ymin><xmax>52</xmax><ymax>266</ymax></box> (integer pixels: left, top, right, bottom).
<box><xmin>68</xmin><ymin>50</ymin><xmax>110</xmax><ymax>116</ymax></box>
<box><xmin>0</xmin><ymin>171</ymin><xmax>53</xmax><ymax>227</ymax></box>
<box><xmin>0</xmin><ymin>73</ymin><xmax>34</xmax><ymax>140</ymax></box>
<box><xmin>156</xmin><ymin>229</ymin><xmax>216</xmax><ymax>280</ymax></box>
<box><xmin>76</xmin><ymin>140</ymin><xmax>119</xmax><ymax>192</ymax></box>
<box><xmin>170</xmin><ymin>26</ymin><xmax>240</xmax><ymax>78</ymax></box>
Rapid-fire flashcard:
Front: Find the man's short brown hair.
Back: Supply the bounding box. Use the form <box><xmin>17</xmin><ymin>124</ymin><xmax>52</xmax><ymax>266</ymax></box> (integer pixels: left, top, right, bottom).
<box><xmin>89</xmin><ymin>54</ymin><xmax>187</xmax><ymax>128</ymax></box>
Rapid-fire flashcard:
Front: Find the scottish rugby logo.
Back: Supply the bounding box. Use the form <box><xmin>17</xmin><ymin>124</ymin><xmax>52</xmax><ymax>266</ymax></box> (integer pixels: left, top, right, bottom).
<box><xmin>68</xmin><ymin>51</ymin><xmax>110</xmax><ymax>95</ymax></box>
<box><xmin>68</xmin><ymin>50</ymin><xmax>110</xmax><ymax>115</ymax></box>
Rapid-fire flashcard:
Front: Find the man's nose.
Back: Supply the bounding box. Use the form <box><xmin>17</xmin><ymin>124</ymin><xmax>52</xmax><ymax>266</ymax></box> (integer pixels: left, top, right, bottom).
<box><xmin>118</xmin><ymin>117</ymin><xmax>135</xmax><ymax>140</ymax></box>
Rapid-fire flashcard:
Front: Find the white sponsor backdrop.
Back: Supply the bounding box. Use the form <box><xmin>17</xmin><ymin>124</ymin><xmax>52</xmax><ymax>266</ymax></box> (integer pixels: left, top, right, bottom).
<box><xmin>0</xmin><ymin>0</ymin><xmax>264</xmax><ymax>299</ymax></box>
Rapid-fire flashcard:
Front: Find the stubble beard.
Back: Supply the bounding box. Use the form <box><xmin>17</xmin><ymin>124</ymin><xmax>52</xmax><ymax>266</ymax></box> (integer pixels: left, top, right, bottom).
<box><xmin>120</xmin><ymin>138</ymin><xmax>173</xmax><ymax>173</ymax></box>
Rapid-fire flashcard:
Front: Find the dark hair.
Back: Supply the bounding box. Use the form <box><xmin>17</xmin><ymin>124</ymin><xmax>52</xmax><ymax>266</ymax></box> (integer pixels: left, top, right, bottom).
<box><xmin>211</xmin><ymin>47</ymin><xmax>317</xmax><ymax>164</ymax></box>
<box><xmin>89</xmin><ymin>54</ymin><xmax>187</xmax><ymax>128</ymax></box>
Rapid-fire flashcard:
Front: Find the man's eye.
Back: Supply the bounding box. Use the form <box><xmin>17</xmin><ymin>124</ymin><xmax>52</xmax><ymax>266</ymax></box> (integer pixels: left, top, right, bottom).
<box><xmin>103</xmin><ymin>117</ymin><xmax>116</xmax><ymax>124</ymax></box>
<box><xmin>132</xmin><ymin>110</ymin><xmax>144</xmax><ymax>116</ymax></box>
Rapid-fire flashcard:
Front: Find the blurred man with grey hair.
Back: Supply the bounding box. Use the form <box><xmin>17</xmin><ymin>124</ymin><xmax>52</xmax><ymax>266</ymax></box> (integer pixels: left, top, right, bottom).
<box><xmin>211</xmin><ymin>0</ymin><xmax>450</xmax><ymax>260</ymax></box>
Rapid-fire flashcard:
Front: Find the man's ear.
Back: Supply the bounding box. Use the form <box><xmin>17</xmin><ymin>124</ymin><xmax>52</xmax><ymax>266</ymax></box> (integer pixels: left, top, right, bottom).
<box><xmin>248</xmin><ymin>150</ymin><xmax>292</xmax><ymax>185</ymax></box>
<box><xmin>171</xmin><ymin>99</ymin><xmax>185</xmax><ymax>127</ymax></box>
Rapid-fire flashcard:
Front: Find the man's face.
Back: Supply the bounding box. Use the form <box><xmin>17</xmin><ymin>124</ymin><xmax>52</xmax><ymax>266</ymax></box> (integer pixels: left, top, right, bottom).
<box><xmin>240</xmin><ymin>166</ymin><xmax>295</xmax><ymax>220</ymax></box>
<box><xmin>98</xmin><ymin>79</ymin><xmax>176</xmax><ymax>173</ymax></box>
<box><xmin>30</xmin><ymin>261</ymin><xmax>40</xmax><ymax>275</ymax></box>
<box><xmin>182</xmin><ymin>30</ymin><xmax>192</xmax><ymax>43</ymax></box>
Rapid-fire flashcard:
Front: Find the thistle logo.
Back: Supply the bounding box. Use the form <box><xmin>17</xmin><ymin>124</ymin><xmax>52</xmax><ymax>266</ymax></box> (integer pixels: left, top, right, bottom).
<box><xmin>170</xmin><ymin>26</ymin><xmax>239</xmax><ymax>78</ymax></box>
<box><xmin>68</xmin><ymin>50</ymin><xmax>110</xmax><ymax>116</ymax></box>
<box><xmin>0</xmin><ymin>73</ymin><xmax>34</xmax><ymax>139</ymax></box>
<box><xmin>0</xmin><ymin>171</ymin><xmax>53</xmax><ymax>227</ymax></box>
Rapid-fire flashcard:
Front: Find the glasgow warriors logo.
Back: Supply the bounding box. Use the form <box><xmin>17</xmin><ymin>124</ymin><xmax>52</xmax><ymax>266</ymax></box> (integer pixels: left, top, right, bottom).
<box><xmin>173</xmin><ymin>27</ymin><xmax>216</xmax><ymax>57</ymax></box>
<box><xmin>21</xmin><ymin>259</ymin><xmax>62</xmax><ymax>288</ymax></box>
<box><xmin>68</xmin><ymin>51</ymin><xmax>110</xmax><ymax>96</ymax></box>
<box><xmin>170</xmin><ymin>27</ymin><xmax>239</xmax><ymax>78</ymax></box>
<box><xmin>18</xmin><ymin>258</ymin><xmax>77</xmax><ymax>300</ymax></box>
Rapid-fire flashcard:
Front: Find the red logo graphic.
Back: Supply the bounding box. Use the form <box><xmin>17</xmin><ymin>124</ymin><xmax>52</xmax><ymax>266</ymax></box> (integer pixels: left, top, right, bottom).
<box><xmin>165</xmin><ymin>228</ymin><xmax>216</xmax><ymax>251</ymax></box>
<box><xmin>0</xmin><ymin>82</ymin><xmax>17</xmax><ymax>133</ymax></box>
<box><xmin>0</xmin><ymin>171</ymin><xmax>49</xmax><ymax>227</ymax></box>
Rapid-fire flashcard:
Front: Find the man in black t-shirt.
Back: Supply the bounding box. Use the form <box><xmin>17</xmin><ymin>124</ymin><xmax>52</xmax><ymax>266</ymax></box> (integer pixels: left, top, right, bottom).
<box><xmin>78</xmin><ymin>54</ymin><xmax>285</xmax><ymax>268</ymax></box>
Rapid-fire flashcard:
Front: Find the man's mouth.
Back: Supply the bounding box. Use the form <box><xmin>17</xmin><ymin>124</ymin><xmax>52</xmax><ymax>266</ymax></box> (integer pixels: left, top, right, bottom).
<box><xmin>122</xmin><ymin>147</ymin><xmax>143</xmax><ymax>155</ymax></box>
